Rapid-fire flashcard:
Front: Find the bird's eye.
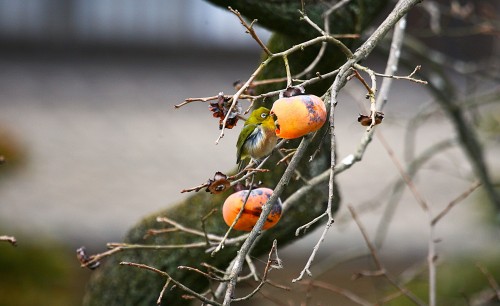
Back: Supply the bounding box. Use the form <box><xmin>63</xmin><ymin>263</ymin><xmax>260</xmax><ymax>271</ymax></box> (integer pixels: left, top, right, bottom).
<box><xmin>260</xmin><ymin>113</ymin><xmax>268</xmax><ymax>118</ymax></box>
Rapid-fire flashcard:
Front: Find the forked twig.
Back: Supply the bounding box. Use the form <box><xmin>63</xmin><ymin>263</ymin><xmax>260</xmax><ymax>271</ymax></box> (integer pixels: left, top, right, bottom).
<box><xmin>121</xmin><ymin>261</ymin><xmax>222</xmax><ymax>306</ymax></box>
<box><xmin>431</xmin><ymin>181</ymin><xmax>482</xmax><ymax>226</ymax></box>
<box><xmin>228</xmin><ymin>7</ymin><xmax>272</xmax><ymax>56</ymax></box>
<box><xmin>157</xmin><ymin>279</ymin><xmax>171</xmax><ymax>305</ymax></box>
<box><xmin>292</xmin><ymin>218</ymin><xmax>334</xmax><ymax>282</ymax></box>
<box><xmin>232</xmin><ymin>240</ymin><xmax>283</xmax><ymax>302</ymax></box>
<box><xmin>373</xmin><ymin>65</ymin><xmax>428</xmax><ymax>84</ymax></box>
<box><xmin>174</xmin><ymin>94</ymin><xmax>254</xmax><ymax>109</ymax></box>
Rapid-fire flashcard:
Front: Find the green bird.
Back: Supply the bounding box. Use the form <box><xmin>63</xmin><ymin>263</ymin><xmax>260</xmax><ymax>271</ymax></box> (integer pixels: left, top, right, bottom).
<box><xmin>236</xmin><ymin>107</ymin><xmax>278</xmax><ymax>169</ymax></box>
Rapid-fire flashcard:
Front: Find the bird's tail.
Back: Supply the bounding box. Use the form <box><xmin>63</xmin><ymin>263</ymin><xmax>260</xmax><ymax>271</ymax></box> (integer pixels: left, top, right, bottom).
<box><xmin>237</xmin><ymin>160</ymin><xmax>247</xmax><ymax>173</ymax></box>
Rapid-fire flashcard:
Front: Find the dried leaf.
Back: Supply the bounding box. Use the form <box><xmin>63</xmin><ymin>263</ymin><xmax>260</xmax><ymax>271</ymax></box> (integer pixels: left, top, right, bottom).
<box><xmin>76</xmin><ymin>246</ymin><xmax>100</xmax><ymax>270</ymax></box>
<box><xmin>358</xmin><ymin>111</ymin><xmax>384</xmax><ymax>126</ymax></box>
<box><xmin>208</xmin><ymin>92</ymin><xmax>241</xmax><ymax>129</ymax></box>
<box><xmin>206</xmin><ymin>171</ymin><xmax>230</xmax><ymax>194</ymax></box>
<box><xmin>280</xmin><ymin>85</ymin><xmax>305</xmax><ymax>98</ymax></box>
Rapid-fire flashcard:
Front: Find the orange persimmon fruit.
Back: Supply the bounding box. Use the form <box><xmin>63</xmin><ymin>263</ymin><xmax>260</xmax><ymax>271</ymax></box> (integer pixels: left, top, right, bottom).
<box><xmin>271</xmin><ymin>94</ymin><xmax>327</xmax><ymax>139</ymax></box>
<box><xmin>222</xmin><ymin>187</ymin><xmax>282</xmax><ymax>231</ymax></box>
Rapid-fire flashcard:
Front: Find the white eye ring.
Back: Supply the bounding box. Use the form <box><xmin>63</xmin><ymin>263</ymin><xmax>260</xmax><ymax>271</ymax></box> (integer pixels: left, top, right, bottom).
<box><xmin>260</xmin><ymin>113</ymin><xmax>268</xmax><ymax>118</ymax></box>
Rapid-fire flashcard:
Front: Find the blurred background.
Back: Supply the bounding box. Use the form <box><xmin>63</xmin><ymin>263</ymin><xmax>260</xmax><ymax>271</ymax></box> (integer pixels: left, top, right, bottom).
<box><xmin>0</xmin><ymin>0</ymin><xmax>499</xmax><ymax>305</ymax></box>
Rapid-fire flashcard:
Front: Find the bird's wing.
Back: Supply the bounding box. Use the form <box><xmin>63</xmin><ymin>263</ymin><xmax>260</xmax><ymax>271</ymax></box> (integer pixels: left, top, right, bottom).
<box><xmin>236</xmin><ymin>124</ymin><xmax>260</xmax><ymax>164</ymax></box>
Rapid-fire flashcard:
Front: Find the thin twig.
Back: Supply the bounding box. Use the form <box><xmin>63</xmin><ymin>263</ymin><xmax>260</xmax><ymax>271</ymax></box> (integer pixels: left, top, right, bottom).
<box><xmin>232</xmin><ymin>240</ymin><xmax>280</xmax><ymax>302</ymax></box>
<box><xmin>299</xmin><ymin>280</ymin><xmax>372</xmax><ymax>306</ymax></box>
<box><xmin>295</xmin><ymin>212</ymin><xmax>327</xmax><ymax>236</ymax></box>
<box><xmin>431</xmin><ymin>180</ymin><xmax>482</xmax><ymax>226</ymax></box>
<box><xmin>245</xmin><ymin>255</ymin><xmax>259</xmax><ymax>282</ymax></box>
<box><xmin>174</xmin><ymin>94</ymin><xmax>254</xmax><ymax>109</ymax></box>
<box><xmin>353</xmin><ymin>64</ymin><xmax>378</xmax><ymax>129</ymax></box>
<box><xmin>120</xmin><ymin>262</ymin><xmax>222</xmax><ymax>306</ymax></box>
<box><xmin>348</xmin><ymin>206</ymin><xmax>383</xmax><ymax>269</ymax></box>
<box><xmin>212</xmin><ymin>257</ymin><xmax>237</xmax><ymax>301</ymax></box>
<box><xmin>107</xmin><ymin>242</ymin><xmax>211</xmax><ymax>250</ymax></box>
<box><xmin>295</xmin><ymin>42</ymin><xmax>327</xmax><ymax>79</ymax></box>
<box><xmin>372</xmin><ymin>65</ymin><xmax>428</xmax><ymax>84</ymax></box>
<box><xmin>155</xmin><ymin>216</ymin><xmax>250</xmax><ymax>250</ymax></box>
<box><xmin>80</xmin><ymin>247</ymin><xmax>122</xmax><ymax>268</ymax></box>
<box><xmin>157</xmin><ymin>279</ymin><xmax>171</xmax><ymax>305</ymax></box>
<box><xmin>83</xmin><ymin>235</ymin><xmax>243</xmax><ymax>270</ymax></box>
<box><xmin>300</xmin><ymin>12</ymin><xmax>326</xmax><ymax>36</ymax></box>
<box><xmin>351</xmin><ymin>67</ymin><xmax>375</xmax><ymax>95</ymax></box>
<box><xmin>292</xmin><ymin>218</ymin><xmax>335</xmax><ymax>282</ymax></box>
<box><xmin>477</xmin><ymin>263</ymin><xmax>500</xmax><ymax>301</ymax></box>
<box><xmin>283</xmin><ymin>55</ymin><xmax>292</xmax><ymax>87</ymax></box>
<box><xmin>378</xmin><ymin>290</ymin><xmax>405</xmax><ymax>304</ymax></box>
<box><xmin>156</xmin><ymin>216</ymin><xmax>222</xmax><ymax>241</ymax></box>
<box><xmin>376</xmin><ymin>12</ymin><xmax>408</xmax><ymax>111</ymax></box>
<box><xmin>377</xmin><ymin>132</ymin><xmax>429</xmax><ymax>211</ymax></box>
<box><xmin>0</xmin><ymin>235</ymin><xmax>17</xmax><ymax>246</ymax></box>
<box><xmin>216</xmin><ymin>62</ymin><xmax>267</xmax><ymax>144</ymax></box>
<box><xmin>323</xmin><ymin>0</ymin><xmax>353</xmax><ymax>18</ymax></box>
<box><xmin>202</xmin><ymin>209</ymin><xmax>218</xmax><ymax>247</ymax></box>
<box><xmin>428</xmin><ymin>208</ymin><xmax>437</xmax><ymax>306</ymax></box>
<box><xmin>228</xmin><ymin>7</ymin><xmax>272</xmax><ymax>56</ymax></box>
<box><xmin>178</xmin><ymin>265</ymin><xmax>226</xmax><ymax>282</ymax></box>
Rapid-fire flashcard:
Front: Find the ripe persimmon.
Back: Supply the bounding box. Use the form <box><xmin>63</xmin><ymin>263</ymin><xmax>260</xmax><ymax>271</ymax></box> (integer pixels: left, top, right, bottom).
<box><xmin>222</xmin><ymin>188</ymin><xmax>282</xmax><ymax>231</ymax></box>
<box><xmin>271</xmin><ymin>94</ymin><xmax>327</xmax><ymax>139</ymax></box>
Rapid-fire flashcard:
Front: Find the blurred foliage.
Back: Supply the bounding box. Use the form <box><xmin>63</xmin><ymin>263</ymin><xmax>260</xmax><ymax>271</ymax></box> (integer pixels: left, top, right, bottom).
<box><xmin>474</xmin><ymin>104</ymin><xmax>500</xmax><ymax>224</ymax></box>
<box><xmin>479</xmin><ymin>111</ymin><xmax>500</xmax><ymax>143</ymax></box>
<box><xmin>475</xmin><ymin>187</ymin><xmax>500</xmax><ymax>227</ymax></box>
<box><xmin>0</xmin><ymin>237</ymin><xmax>88</xmax><ymax>306</ymax></box>
<box><xmin>384</xmin><ymin>257</ymin><xmax>500</xmax><ymax>306</ymax></box>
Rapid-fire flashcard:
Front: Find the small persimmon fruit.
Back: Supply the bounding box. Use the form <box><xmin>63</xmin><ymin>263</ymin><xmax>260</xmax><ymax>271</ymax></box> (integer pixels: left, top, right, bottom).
<box><xmin>271</xmin><ymin>94</ymin><xmax>327</xmax><ymax>139</ymax></box>
<box><xmin>222</xmin><ymin>187</ymin><xmax>282</xmax><ymax>231</ymax></box>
